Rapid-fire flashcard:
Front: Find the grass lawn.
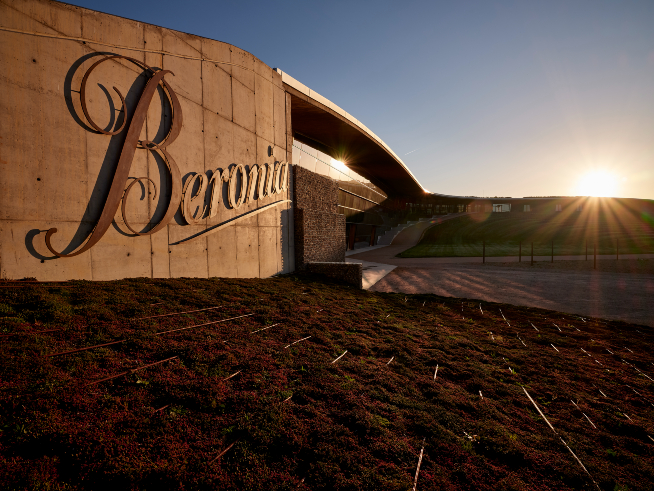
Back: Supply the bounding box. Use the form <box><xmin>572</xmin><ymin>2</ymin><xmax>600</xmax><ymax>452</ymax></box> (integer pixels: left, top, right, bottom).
<box><xmin>399</xmin><ymin>211</ymin><xmax>654</xmax><ymax>258</ymax></box>
<box><xmin>1</xmin><ymin>275</ymin><xmax>653</xmax><ymax>490</ymax></box>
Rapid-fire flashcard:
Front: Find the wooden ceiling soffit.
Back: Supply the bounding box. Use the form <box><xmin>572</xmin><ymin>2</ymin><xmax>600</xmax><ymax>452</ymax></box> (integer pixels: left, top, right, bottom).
<box><xmin>285</xmin><ymin>86</ymin><xmax>424</xmax><ymax>197</ymax></box>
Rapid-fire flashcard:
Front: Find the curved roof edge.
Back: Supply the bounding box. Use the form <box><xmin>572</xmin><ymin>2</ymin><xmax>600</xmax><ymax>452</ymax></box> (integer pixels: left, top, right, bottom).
<box><xmin>275</xmin><ymin>69</ymin><xmax>427</xmax><ymax>195</ymax></box>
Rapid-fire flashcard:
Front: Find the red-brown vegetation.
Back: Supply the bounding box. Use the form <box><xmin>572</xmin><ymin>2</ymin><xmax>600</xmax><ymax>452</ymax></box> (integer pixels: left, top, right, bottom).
<box><xmin>0</xmin><ymin>275</ymin><xmax>652</xmax><ymax>490</ymax></box>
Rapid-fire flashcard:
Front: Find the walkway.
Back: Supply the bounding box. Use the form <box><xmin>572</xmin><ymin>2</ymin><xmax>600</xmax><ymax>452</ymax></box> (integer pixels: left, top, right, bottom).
<box><xmin>345</xmin><ymin>214</ymin><xmax>467</xmax><ymax>288</ymax></box>
<box><xmin>346</xmin><ymin>219</ymin><xmax>654</xmax><ymax>327</ymax></box>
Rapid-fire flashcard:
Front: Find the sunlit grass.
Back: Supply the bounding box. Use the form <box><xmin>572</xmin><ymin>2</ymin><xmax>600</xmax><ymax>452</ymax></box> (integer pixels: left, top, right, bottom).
<box><xmin>400</xmin><ymin>211</ymin><xmax>654</xmax><ymax>258</ymax></box>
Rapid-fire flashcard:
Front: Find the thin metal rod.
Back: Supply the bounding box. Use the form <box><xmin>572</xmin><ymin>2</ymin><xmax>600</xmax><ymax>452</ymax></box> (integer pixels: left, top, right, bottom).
<box><xmin>331</xmin><ymin>350</ymin><xmax>348</xmax><ymax>364</ymax></box>
<box><xmin>139</xmin><ymin>305</ymin><xmax>224</xmax><ymax>320</ymax></box>
<box><xmin>251</xmin><ymin>323</ymin><xmax>279</xmax><ymax>334</ymax></box>
<box><xmin>284</xmin><ymin>335</ymin><xmax>311</xmax><ymax>349</ymax></box>
<box><xmin>47</xmin><ymin>339</ymin><xmax>125</xmax><ymax>357</ymax></box>
<box><xmin>83</xmin><ymin>355</ymin><xmax>178</xmax><ymax>387</ymax></box>
<box><xmin>412</xmin><ymin>438</ymin><xmax>426</xmax><ymax>491</ymax></box>
<box><xmin>209</xmin><ymin>440</ymin><xmax>239</xmax><ymax>464</ymax></box>
<box><xmin>154</xmin><ymin>313</ymin><xmax>254</xmax><ymax>336</ymax></box>
<box><xmin>0</xmin><ymin>328</ymin><xmax>62</xmax><ymax>337</ymax></box>
<box><xmin>223</xmin><ymin>370</ymin><xmax>242</xmax><ymax>381</ymax></box>
<box><xmin>523</xmin><ymin>387</ymin><xmax>556</xmax><ymax>433</ymax></box>
<box><xmin>528</xmin><ymin>392</ymin><xmax>601</xmax><ymax>490</ymax></box>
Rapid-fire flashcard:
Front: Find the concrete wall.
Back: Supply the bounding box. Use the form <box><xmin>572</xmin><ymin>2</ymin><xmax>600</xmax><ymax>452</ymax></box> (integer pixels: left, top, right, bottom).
<box><xmin>0</xmin><ymin>0</ymin><xmax>294</xmax><ymax>280</ymax></box>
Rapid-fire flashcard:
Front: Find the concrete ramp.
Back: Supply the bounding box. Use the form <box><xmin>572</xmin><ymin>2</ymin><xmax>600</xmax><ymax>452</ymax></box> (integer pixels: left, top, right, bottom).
<box><xmin>347</xmin><ymin>213</ymin><xmax>469</xmax><ymax>288</ymax></box>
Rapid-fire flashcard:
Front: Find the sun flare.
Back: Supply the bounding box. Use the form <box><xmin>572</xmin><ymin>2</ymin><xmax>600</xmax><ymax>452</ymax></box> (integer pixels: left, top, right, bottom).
<box><xmin>576</xmin><ymin>170</ymin><xmax>618</xmax><ymax>197</ymax></box>
<box><xmin>330</xmin><ymin>158</ymin><xmax>349</xmax><ymax>174</ymax></box>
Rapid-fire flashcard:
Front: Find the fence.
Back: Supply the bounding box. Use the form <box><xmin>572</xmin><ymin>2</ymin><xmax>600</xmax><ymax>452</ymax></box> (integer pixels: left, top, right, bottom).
<box><xmin>482</xmin><ymin>239</ymin><xmax>630</xmax><ymax>269</ymax></box>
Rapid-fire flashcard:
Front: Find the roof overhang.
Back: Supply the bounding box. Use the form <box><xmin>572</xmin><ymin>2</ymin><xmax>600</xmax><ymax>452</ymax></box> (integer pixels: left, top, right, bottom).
<box><xmin>276</xmin><ymin>70</ymin><xmax>426</xmax><ymax>197</ymax></box>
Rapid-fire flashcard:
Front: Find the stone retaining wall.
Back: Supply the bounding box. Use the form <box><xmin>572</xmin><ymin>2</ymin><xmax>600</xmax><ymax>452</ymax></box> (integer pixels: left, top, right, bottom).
<box><xmin>293</xmin><ymin>166</ymin><xmax>345</xmax><ymax>267</ymax></box>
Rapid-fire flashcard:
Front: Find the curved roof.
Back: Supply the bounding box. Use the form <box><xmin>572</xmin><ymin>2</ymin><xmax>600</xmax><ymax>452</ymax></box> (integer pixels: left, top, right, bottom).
<box><xmin>276</xmin><ymin>69</ymin><xmax>426</xmax><ymax>197</ymax></box>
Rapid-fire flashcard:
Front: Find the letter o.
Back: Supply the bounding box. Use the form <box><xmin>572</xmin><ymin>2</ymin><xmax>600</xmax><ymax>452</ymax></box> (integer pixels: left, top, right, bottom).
<box><xmin>228</xmin><ymin>164</ymin><xmax>247</xmax><ymax>209</ymax></box>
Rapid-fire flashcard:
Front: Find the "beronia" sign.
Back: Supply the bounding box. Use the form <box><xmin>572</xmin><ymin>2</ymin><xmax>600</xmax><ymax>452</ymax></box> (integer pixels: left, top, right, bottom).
<box><xmin>44</xmin><ymin>54</ymin><xmax>290</xmax><ymax>257</ymax></box>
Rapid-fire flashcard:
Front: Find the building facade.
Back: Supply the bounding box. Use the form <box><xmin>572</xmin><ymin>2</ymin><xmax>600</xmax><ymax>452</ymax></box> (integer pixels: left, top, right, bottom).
<box><xmin>5</xmin><ymin>1</ymin><xmax>649</xmax><ymax>281</ymax></box>
<box><xmin>0</xmin><ymin>0</ymin><xmax>424</xmax><ymax>280</ymax></box>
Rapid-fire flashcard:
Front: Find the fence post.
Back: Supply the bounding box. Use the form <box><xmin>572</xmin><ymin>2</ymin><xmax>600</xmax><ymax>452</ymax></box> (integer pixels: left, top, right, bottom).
<box><xmin>483</xmin><ymin>240</ymin><xmax>485</xmax><ymax>264</ymax></box>
<box><xmin>519</xmin><ymin>242</ymin><xmax>521</xmax><ymax>262</ymax></box>
<box><xmin>551</xmin><ymin>241</ymin><xmax>554</xmax><ymax>263</ymax></box>
<box><xmin>531</xmin><ymin>242</ymin><xmax>534</xmax><ymax>266</ymax></box>
<box><xmin>594</xmin><ymin>243</ymin><xmax>597</xmax><ymax>270</ymax></box>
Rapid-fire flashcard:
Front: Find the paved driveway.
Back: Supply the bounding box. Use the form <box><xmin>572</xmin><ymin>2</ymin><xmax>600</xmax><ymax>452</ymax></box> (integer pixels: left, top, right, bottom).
<box><xmin>369</xmin><ymin>263</ymin><xmax>654</xmax><ymax>327</ymax></box>
<box><xmin>347</xmin><ymin>221</ymin><xmax>654</xmax><ymax>327</ymax></box>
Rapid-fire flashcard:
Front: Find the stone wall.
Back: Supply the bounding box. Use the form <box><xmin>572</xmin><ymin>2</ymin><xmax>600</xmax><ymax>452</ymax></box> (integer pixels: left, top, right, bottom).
<box><xmin>293</xmin><ymin>166</ymin><xmax>346</xmax><ymax>267</ymax></box>
<box><xmin>0</xmin><ymin>0</ymin><xmax>294</xmax><ymax>280</ymax></box>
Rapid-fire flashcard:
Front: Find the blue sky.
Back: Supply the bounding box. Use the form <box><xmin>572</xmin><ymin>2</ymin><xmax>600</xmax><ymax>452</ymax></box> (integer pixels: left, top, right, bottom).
<box><xmin>68</xmin><ymin>0</ymin><xmax>654</xmax><ymax>199</ymax></box>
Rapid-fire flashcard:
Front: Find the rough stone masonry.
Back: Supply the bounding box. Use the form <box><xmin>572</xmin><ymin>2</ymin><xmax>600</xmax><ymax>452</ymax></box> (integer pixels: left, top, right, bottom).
<box><xmin>293</xmin><ymin>166</ymin><xmax>346</xmax><ymax>268</ymax></box>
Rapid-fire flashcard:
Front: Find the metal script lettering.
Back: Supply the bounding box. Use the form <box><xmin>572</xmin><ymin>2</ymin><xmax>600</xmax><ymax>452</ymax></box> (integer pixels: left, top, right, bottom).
<box><xmin>180</xmin><ymin>161</ymin><xmax>290</xmax><ymax>220</ymax></box>
<box><xmin>45</xmin><ymin>55</ymin><xmax>183</xmax><ymax>257</ymax></box>
<box><xmin>47</xmin><ymin>54</ymin><xmax>291</xmax><ymax>255</ymax></box>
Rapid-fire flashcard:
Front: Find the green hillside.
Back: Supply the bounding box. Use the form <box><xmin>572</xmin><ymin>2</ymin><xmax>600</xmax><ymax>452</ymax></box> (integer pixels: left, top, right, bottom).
<box><xmin>400</xmin><ymin>211</ymin><xmax>654</xmax><ymax>258</ymax></box>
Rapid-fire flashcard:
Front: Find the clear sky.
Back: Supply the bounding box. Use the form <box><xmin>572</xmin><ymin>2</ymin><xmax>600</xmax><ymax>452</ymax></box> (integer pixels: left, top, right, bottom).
<box><xmin>67</xmin><ymin>0</ymin><xmax>654</xmax><ymax>199</ymax></box>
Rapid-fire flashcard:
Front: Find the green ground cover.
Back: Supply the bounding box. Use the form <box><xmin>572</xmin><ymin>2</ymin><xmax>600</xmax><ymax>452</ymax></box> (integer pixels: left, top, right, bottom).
<box><xmin>399</xmin><ymin>211</ymin><xmax>654</xmax><ymax>258</ymax></box>
<box><xmin>1</xmin><ymin>275</ymin><xmax>653</xmax><ymax>490</ymax></box>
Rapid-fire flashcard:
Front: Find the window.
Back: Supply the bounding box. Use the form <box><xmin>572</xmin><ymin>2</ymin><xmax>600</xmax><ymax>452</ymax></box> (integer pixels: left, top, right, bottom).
<box><xmin>555</xmin><ymin>204</ymin><xmax>562</xmax><ymax>212</ymax></box>
<box><xmin>523</xmin><ymin>205</ymin><xmax>531</xmax><ymax>212</ymax></box>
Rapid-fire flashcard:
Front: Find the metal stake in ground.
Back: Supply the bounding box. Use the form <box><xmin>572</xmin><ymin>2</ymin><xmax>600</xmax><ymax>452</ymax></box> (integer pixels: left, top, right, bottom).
<box><xmin>412</xmin><ymin>438</ymin><xmax>426</xmax><ymax>491</ymax></box>
<box><xmin>331</xmin><ymin>350</ymin><xmax>348</xmax><ymax>364</ymax></box>
<box><xmin>531</xmin><ymin>242</ymin><xmax>534</xmax><ymax>266</ymax></box>
<box><xmin>284</xmin><ymin>336</ymin><xmax>311</xmax><ymax>349</ymax></box>
<box><xmin>208</xmin><ymin>440</ymin><xmax>239</xmax><ymax>464</ymax></box>
<box><xmin>84</xmin><ymin>356</ymin><xmax>178</xmax><ymax>387</ymax></box>
<box><xmin>571</xmin><ymin>400</ymin><xmax>597</xmax><ymax>429</ymax></box>
<box><xmin>155</xmin><ymin>313</ymin><xmax>255</xmax><ymax>336</ymax></box>
<box><xmin>551</xmin><ymin>241</ymin><xmax>554</xmax><ymax>263</ymax></box>
<box><xmin>251</xmin><ymin>323</ymin><xmax>279</xmax><ymax>334</ymax></box>
<box><xmin>522</xmin><ymin>387</ymin><xmax>600</xmax><ymax>490</ymax></box>
<box><xmin>594</xmin><ymin>243</ymin><xmax>597</xmax><ymax>269</ymax></box>
<box><xmin>482</xmin><ymin>240</ymin><xmax>485</xmax><ymax>264</ymax></box>
<box><xmin>519</xmin><ymin>241</ymin><xmax>521</xmax><ymax>262</ymax></box>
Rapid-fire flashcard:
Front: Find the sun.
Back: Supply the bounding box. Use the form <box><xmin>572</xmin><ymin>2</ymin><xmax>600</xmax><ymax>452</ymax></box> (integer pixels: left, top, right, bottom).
<box><xmin>575</xmin><ymin>170</ymin><xmax>618</xmax><ymax>197</ymax></box>
<box><xmin>330</xmin><ymin>158</ymin><xmax>349</xmax><ymax>174</ymax></box>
